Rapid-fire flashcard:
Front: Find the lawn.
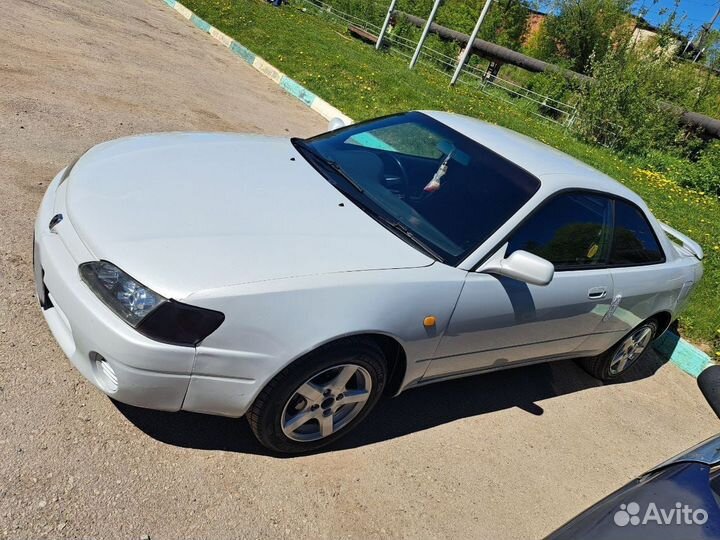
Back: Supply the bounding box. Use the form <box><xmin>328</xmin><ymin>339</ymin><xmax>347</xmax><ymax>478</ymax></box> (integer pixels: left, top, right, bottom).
<box><xmin>182</xmin><ymin>0</ymin><xmax>720</xmax><ymax>354</ymax></box>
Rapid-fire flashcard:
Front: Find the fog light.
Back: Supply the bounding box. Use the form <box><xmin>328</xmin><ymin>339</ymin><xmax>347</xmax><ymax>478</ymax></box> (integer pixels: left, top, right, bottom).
<box><xmin>90</xmin><ymin>351</ymin><xmax>118</xmax><ymax>393</ymax></box>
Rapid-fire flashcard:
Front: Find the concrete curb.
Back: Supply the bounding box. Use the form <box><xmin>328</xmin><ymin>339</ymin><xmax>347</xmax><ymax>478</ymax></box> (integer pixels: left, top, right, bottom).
<box><xmin>653</xmin><ymin>332</ymin><xmax>713</xmax><ymax>378</ymax></box>
<box><xmin>160</xmin><ymin>0</ymin><xmax>713</xmax><ymax>380</ymax></box>
<box><xmin>161</xmin><ymin>0</ymin><xmax>353</xmax><ymax>125</ymax></box>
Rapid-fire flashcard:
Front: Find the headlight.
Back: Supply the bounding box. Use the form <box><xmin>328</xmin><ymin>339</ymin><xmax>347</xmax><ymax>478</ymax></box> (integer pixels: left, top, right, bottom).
<box><xmin>79</xmin><ymin>261</ymin><xmax>224</xmax><ymax>346</ymax></box>
<box><xmin>80</xmin><ymin>261</ymin><xmax>165</xmax><ymax>325</ymax></box>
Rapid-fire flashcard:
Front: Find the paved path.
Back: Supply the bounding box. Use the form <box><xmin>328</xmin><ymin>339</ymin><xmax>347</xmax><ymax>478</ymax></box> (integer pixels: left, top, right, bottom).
<box><xmin>0</xmin><ymin>1</ymin><xmax>717</xmax><ymax>538</ymax></box>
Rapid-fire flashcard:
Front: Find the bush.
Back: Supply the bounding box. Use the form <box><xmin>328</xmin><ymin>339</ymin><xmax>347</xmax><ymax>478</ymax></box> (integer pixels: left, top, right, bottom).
<box><xmin>662</xmin><ymin>61</ymin><xmax>720</xmax><ymax>118</ymax></box>
<box><xmin>642</xmin><ymin>142</ymin><xmax>720</xmax><ymax>196</ymax></box>
<box><xmin>525</xmin><ymin>69</ymin><xmax>580</xmax><ymax>119</ymax></box>
<box><xmin>574</xmin><ymin>45</ymin><xmax>682</xmax><ymax>153</ymax></box>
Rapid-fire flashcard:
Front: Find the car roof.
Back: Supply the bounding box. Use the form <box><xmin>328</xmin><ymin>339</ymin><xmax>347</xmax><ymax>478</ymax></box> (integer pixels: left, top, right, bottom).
<box><xmin>421</xmin><ymin>110</ymin><xmax>644</xmax><ymax>206</ymax></box>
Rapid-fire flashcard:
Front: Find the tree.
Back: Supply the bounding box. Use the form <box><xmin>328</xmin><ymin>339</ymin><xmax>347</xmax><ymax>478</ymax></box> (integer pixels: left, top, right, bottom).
<box><xmin>479</xmin><ymin>0</ymin><xmax>532</xmax><ymax>50</ymax></box>
<box><xmin>701</xmin><ymin>30</ymin><xmax>720</xmax><ymax>69</ymax></box>
<box><xmin>401</xmin><ymin>0</ymin><xmax>531</xmax><ymax>50</ymax></box>
<box><xmin>537</xmin><ymin>0</ymin><xmax>632</xmax><ymax>73</ymax></box>
<box><xmin>574</xmin><ymin>39</ymin><xmax>682</xmax><ymax>153</ymax></box>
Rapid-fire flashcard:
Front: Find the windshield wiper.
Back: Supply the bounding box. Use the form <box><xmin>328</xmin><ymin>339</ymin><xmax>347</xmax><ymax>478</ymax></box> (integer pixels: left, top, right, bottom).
<box><xmin>291</xmin><ymin>138</ymin><xmax>364</xmax><ymax>194</ymax></box>
<box><xmin>322</xmin><ymin>159</ymin><xmax>364</xmax><ymax>194</ymax></box>
<box><xmin>292</xmin><ymin>138</ymin><xmax>443</xmax><ymax>262</ymax></box>
<box><xmin>378</xmin><ymin>217</ymin><xmax>444</xmax><ymax>262</ymax></box>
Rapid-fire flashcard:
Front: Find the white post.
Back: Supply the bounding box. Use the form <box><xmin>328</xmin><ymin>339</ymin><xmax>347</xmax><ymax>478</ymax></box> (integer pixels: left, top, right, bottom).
<box><xmin>450</xmin><ymin>0</ymin><xmax>493</xmax><ymax>85</ymax></box>
<box><xmin>681</xmin><ymin>39</ymin><xmax>692</xmax><ymax>56</ymax></box>
<box><xmin>693</xmin><ymin>46</ymin><xmax>706</xmax><ymax>63</ymax></box>
<box><xmin>409</xmin><ymin>0</ymin><xmax>442</xmax><ymax>69</ymax></box>
<box><xmin>692</xmin><ymin>7</ymin><xmax>720</xmax><ymax>63</ymax></box>
<box><xmin>376</xmin><ymin>0</ymin><xmax>398</xmax><ymax>50</ymax></box>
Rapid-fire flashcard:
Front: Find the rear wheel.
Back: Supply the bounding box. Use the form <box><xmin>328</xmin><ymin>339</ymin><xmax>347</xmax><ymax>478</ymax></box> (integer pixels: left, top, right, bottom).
<box><xmin>580</xmin><ymin>320</ymin><xmax>658</xmax><ymax>381</ymax></box>
<box><xmin>247</xmin><ymin>339</ymin><xmax>386</xmax><ymax>453</ymax></box>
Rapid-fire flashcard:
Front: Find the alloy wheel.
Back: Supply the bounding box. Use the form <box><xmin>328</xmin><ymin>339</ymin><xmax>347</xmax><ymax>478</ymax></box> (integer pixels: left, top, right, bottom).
<box><xmin>281</xmin><ymin>364</ymin><xmax>373</xmax><ymax>442</ymax></box>
<box><xmin>609</xmin><ymin>326</ymin><xmax>654</xmax><ymax>375</ymax></box>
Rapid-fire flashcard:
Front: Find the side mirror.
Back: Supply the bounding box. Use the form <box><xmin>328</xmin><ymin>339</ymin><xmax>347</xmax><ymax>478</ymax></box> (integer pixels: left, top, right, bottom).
<box><xmin>698</xmin><ymin>366</ymin><xmax>720</xmax><ymax>420</ymax></box>
<box><xmin>480</xmin><ymin>249</ymin><xmax>554</xmax><ymax>286</ymax></box>
<box><xmin>328</xmin><ymin>117</ymin><xmax>347</xmax><ymax>131</ymax></box>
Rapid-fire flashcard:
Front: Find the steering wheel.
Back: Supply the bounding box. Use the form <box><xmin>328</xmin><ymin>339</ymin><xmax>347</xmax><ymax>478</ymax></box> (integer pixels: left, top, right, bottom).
<box><xmin>380</xmin><ymin>153</ymin><xmax>410</xmax><ymax>198</ymax></box>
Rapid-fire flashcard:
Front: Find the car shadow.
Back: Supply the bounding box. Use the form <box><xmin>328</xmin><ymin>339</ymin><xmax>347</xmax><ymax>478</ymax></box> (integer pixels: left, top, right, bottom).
<box><xmin>113</xmin><ymin>340</ymin><xmax>676</xmax><ymax>458</ymax></box>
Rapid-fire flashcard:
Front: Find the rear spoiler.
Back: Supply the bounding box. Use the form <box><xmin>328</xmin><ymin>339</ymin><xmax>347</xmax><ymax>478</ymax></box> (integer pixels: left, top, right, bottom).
<box><xmin>660</xmin><ymin>222</ymin><xmax>704</xmax><ymax>260</ymax></box>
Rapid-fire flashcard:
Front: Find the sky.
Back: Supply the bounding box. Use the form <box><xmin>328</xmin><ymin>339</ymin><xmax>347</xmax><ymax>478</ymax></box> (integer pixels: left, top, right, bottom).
<box><xmin>534</xmin><ymin>0</ymin><xmax>719</xmax><ymax>37</ymax></box>
<box><xmin>632</xmin><ymin>0</ymin><xmax>719</xmax><ymax>36</ymax></box>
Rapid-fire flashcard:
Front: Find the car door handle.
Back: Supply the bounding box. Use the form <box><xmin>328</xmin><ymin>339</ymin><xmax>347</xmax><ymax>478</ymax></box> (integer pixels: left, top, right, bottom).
<box><xmin>588</xmin><ymin>287</ymin><xmax>607</xmax><ymax>300</ymax></box>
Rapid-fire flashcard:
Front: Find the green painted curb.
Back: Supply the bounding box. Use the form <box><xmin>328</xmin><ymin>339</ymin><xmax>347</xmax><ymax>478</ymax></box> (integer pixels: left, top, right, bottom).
<box><xmin>653</xmin><ymin>332</ymin><xmax>713</xmax><ymax>378</ymax></box>
<box><xmin>160</xmin><ymin>0</ymin><xmax>352</xmax><ymax>125</ymax></box>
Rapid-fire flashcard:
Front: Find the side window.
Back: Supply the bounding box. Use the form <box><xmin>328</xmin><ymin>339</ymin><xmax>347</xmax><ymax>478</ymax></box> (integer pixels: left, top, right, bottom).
<box><xmin>507</xmin><ymin>193</ymin><xmax>613</xmax><ymax>269</ymax></box>
<box><xmin>610</xmin><ymin>201</ymin><xmax>664</xmax><ymax>265</ymax></box>
<box><xmin>345</xmin><ymin>122</ymin><xmax>444</xmax><ymax>159</ymax></box>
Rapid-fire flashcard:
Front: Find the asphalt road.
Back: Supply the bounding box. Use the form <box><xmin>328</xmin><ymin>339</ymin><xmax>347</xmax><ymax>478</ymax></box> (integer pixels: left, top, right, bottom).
<box><xmin>0</xmin><ymin>1</ymin><xmax>718</xmax><ymax>538</ymax></box>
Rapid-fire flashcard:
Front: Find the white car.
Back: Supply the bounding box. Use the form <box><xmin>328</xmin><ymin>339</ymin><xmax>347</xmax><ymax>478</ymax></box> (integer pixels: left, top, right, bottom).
<box><xmin>34</xmin><ymin>111</ymin><xmax>703</xmax><ymax>453</ymax></box>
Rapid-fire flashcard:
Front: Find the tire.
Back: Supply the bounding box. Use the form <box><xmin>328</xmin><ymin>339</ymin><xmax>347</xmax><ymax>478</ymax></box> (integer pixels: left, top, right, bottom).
<box><xmin>580</xmin><ymin>319</ymin><xmax>658</xmax><ymax>381</ymax></box>
<box><xmin>247</xmin><ymin>338</ymin><xmax>387</xmax><ymax>454</ymax></box>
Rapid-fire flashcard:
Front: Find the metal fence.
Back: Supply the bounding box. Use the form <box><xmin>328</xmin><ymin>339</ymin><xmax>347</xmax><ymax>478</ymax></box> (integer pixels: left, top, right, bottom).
<box><xmin>459</xmin><ymin>63</ymin><xmax>578</xmax><ymax>127</ymax></box>
<box><xmin>292</xmin><ymin>0</ymin><xmax>623</xmax><ymax>142</ymax></box>
<box><xmin>299</xmin><ymin>0</ymin><xmax>384</xmax><ymax>34</ymax></box>
<box><xmin>295</xmin><ymin>0</ymin><xmax>461</xmax><ymax>76</ymax></box>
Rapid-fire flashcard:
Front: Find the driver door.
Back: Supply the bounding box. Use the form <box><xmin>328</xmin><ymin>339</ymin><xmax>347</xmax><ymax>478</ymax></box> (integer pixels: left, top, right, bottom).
<box><xmin>426</xmin><ymin>191</ymin><xmax>616</xmax><ymax>379</ymax></box>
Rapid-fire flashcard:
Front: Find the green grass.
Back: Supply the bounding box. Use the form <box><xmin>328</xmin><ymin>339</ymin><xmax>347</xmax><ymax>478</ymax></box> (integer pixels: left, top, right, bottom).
<box><xmin>183</xmin><ymin>0</ymin><xmax>720</xmax><ymax>354</ymax></box>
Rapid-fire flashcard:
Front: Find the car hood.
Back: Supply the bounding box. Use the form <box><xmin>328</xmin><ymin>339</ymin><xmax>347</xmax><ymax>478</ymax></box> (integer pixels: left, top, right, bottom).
<box><xmin>64</xmin><ymin>133</ymin><xmax>432</xmax><ymax>299</ymax></box>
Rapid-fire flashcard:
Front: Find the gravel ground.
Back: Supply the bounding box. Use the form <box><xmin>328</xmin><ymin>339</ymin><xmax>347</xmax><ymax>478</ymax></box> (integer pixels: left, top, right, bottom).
<box><xmin>0</xmin><ymin>1</ymin><xmax>718</xmax><ymax>538</ymax></box>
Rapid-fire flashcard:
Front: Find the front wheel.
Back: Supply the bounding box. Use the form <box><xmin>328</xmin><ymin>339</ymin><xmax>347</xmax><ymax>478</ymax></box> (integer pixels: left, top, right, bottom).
<box><xmin>580</xmin><ymin>320</ymin><xmax>658</xmax><ymax>381</ymax></box>
<box><xmin>247</xmin><ymin>339</ymin><xmax>387</xmax><ymax>453</ymax></box>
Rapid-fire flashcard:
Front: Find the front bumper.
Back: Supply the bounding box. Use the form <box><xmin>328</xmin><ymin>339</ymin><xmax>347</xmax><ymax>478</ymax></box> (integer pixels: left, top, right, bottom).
<box><xmin>34</xmin><ymin>171</ymin><xmax>195</xmax><ymax>412</ymax></box>
<box><xmin>35</xmin><ymin>169</ymin><xmax>264</xmax><ymax>418</ymax></box>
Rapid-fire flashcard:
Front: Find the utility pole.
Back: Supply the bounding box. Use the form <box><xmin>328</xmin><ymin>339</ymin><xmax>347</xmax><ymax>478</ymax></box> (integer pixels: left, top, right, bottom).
<box><xmin>376</xmin><ymin>0</ymin><xmax>398</xmax><ymax>50</ymax></box>
<box><xmin>409</xmin><ymin>0</ymin><xmax>442</xmax><ymax>69</ymax></box>
<box><xmin>450</xmin><ymin>0</ymin><xmax>493</xmax><ymax>85</ymax></box>
<box><xmin>693</xmin><ymin>6</ymin><xmax>720</xmax><ymax>62</ymax></box>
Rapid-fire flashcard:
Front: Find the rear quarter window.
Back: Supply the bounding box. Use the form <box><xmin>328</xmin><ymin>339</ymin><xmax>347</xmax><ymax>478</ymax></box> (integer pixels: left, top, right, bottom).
<box><xmin>610</xmin><ymin>201</ymin><xmax>664</xmax><ymax>265</ymax></box>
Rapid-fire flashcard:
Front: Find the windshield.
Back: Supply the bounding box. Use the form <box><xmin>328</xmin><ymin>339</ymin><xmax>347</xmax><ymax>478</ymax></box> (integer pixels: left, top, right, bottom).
<box><xmin>295</xmin><ymin>112</ymin><xmax>541</xmax><ymax>265</ymax></box>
